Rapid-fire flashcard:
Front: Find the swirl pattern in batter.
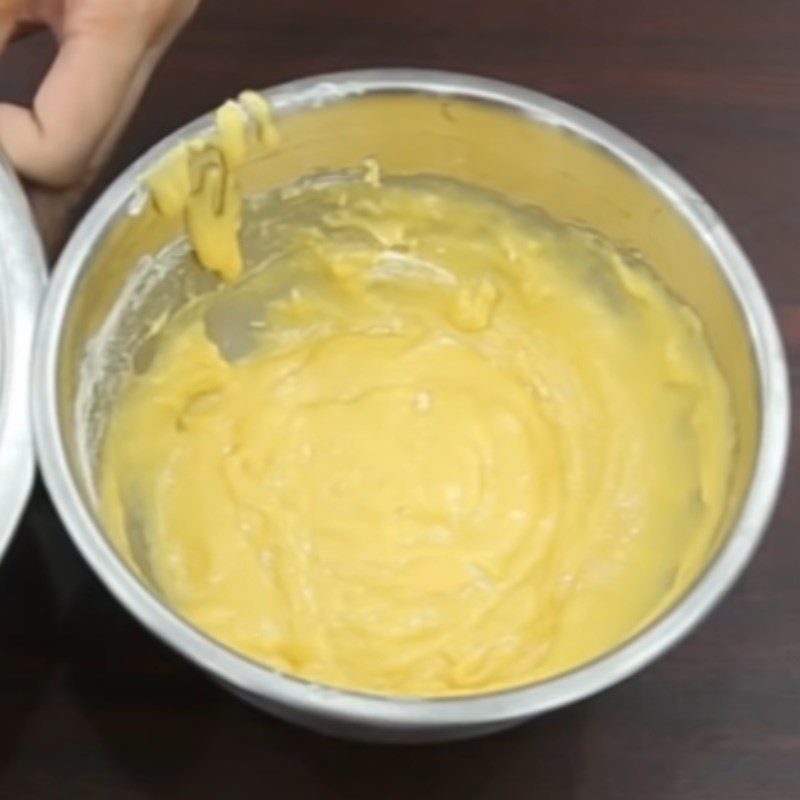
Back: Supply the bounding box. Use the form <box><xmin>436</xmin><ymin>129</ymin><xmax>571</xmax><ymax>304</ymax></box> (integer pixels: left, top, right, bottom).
<box><xmin>100</xmin><ymin>173</ymin><xmax>734</xmax><ymax>696</ymax></box>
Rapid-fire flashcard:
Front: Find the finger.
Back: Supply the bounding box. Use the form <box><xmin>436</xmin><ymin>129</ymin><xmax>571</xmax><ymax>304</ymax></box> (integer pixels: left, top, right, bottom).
<box><xmin>0</xmin><ymin>28</ymin><xmax>145</xmax><ymax>187</ymax></box>
<box><xmin>81</xmin><ymin>1</ymin><xmax>201</xmax><ymax>175</ymax></box>
<box><xmin>0</xmin><ymin>21</ymin><xmax>43</xmax><ymax>52</ymax></box>
<box><xmin>0</xmin><ymin>0</ymin><xmax>36</xmax><ymax>50</ymax></box>
<box><xmin>0</xmin><ymin>0</ymin><xmax>18</xmax><ymax>45</ymax></box>
<box><xmin>85</xmin><ymin>53</ymin><xmax>158</xmax><ymax>177</ymax></box>
<box><xmin>8</xmin><ymin>20</ymin><xmax>43</xmax><ymax>42</ymax></box>
<box><xmin>0</xmin><ymin>0</ymin><xmax>198</xmax><ymax>189</ymax></box>
<box><xmin>22</xmin><ymin>55</ymin><xmax>159</xmax><ymax>260</ymax></box>
<box><xmin>88</xmin><ymin>13</ymin><xmax>193</xmax><ymax>179</ymax></box>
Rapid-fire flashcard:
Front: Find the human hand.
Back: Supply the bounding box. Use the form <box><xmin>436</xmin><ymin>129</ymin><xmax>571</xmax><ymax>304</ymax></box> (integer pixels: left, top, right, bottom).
<box><xmin>0</xmin><ymin>0</ymin><xmax>198</xmax><ymax>252</ymax></box>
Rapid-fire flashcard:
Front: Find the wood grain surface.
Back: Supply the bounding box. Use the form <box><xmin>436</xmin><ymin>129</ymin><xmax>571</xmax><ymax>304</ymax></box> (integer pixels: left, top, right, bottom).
<box><xmin>0</xmin><ymin>1</ymin><xmax>798</xmax><ymax>797</ymax></box>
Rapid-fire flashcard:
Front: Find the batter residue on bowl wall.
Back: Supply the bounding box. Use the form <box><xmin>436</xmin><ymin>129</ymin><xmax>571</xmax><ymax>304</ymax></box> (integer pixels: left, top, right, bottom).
<box><xmin>99</xmin><ymin>96</ymin><xmax>735</xmax><ymax>697</ymax></box>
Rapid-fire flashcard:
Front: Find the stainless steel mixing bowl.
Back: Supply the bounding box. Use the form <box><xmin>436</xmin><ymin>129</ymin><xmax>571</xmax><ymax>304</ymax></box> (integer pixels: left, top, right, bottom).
<box><xmin>32</xmin><ymin>70</ymin><xmax>789</xmax><ymax>742</ymax></box>
<box><xmin>0</xmin><ymin>152</ymin><xmax>46</xmax><ymax>562</ymax></box>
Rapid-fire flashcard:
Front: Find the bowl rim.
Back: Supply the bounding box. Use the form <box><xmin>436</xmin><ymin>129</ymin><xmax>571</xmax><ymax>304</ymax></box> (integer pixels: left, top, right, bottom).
<box><xmin>0</xmin><ymin>151</ymin><xmax>46</xmax><ymax>563</ymax></box>
<box><xmin>32</xmin><ymin>68</ymin><xmax>790</xmax><ymax>730</ymax></box>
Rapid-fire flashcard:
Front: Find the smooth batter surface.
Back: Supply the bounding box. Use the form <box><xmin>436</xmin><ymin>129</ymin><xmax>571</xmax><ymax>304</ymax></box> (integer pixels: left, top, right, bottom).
<box><xmin>101</xmin><ymin>114</ymin><xmax>734</xmax><ymax>697</ymax></box>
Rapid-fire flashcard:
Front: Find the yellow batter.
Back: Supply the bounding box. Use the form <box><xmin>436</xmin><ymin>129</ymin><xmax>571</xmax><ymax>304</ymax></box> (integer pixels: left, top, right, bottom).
<box><xmin>100</xmin><ymin>100</ymin><xmax>734</xmax><ymax>697</ymax></box>
<box><xmin>146</xmin><ymin>91</ymin><xmax>277</xmax><ymax>280</ymax></box>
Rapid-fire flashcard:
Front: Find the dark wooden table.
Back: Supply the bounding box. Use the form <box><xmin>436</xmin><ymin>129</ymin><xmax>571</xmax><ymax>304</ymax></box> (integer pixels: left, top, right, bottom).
<box><xmin>1</xmin><ymin>1</ymin><xmax>799</xmax><ymax>797</ymax></box>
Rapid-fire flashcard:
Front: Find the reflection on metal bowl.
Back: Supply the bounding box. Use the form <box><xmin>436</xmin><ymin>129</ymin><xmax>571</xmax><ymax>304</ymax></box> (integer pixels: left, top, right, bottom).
<box><xmin>0</xmin><ymin>151</ymin><xmax>46</xmax><ymax>562</ymax></box>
